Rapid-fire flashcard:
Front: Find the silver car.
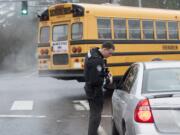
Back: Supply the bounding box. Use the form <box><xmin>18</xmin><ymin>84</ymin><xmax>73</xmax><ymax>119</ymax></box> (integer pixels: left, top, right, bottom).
<box><xmin>112</xmin><ymin>61</ymin><xmax>180</xmax><ymax>135</ymax></box>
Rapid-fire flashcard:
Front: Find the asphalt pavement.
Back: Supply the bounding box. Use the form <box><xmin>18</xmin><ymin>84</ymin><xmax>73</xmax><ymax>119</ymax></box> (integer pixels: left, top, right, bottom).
<box><xmin>0</xmin><ymin>71</ymin><xmax>112</xmax><ymax>135</ymax></box>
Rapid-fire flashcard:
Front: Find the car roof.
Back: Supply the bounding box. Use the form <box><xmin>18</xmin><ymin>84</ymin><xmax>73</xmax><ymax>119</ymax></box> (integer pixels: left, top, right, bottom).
<box><xmin>138</xmin><ymin>61</ymin><xmax>180</xmax><ymax>70</ymax></box>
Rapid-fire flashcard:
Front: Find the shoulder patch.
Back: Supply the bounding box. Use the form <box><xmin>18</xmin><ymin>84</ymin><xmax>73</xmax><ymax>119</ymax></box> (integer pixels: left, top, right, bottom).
<box><xmin>87</xmin><ymin>51</ymin><xmax>91</xmax><ymax>58</ymax></box>
<box><xmin>96</xmin><ymin>65</ymin><xmax>102</xmax><ymax>72</ymax></box>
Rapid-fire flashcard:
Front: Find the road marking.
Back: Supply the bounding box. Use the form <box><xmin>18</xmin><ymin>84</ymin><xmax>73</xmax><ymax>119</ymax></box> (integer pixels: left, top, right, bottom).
<box><xmin>11</xmin><ymin>100</ymin><xmax>34</xmax><ymax>111</ymax></box>
<box><xmin>23</xmin><ymin>71</ymin><xmax>38</xmax><ymax>78</ymax></box>
<box><xmin>98</xmin><ymin>125</ymin><xmax>108</xmax><ymax>135</ymax></box>
<box><xmin>74</xmin><ymin>104</ymin><xmax>85</xmax><ymax>111</ymax></box>
<box><xmin>101</xmin><ymin>115</ymin><xmax>112</xmax><ymax>118</ymax></box>
<box><xmin>73</xmin><ymin>100</ymin><xmax>89</xmax><ymax>111</ymax></box>
<box><xmin>79</xmin><ymin>100</ymin><xmax>89</xmax><ymax>110</ymax></box>
<box><xmin>56</xmin><ymin>120</ymin><xmax>63</xmax><ymax>123</ymax></box>
<box><xmin>0</xmin><ymin>115</ymin><xmax>46</xmax><ymax>118</ymax></box>
<box><xmin>73</xmin><ymin>100</ymin><xmax>109</xmax><ymax>135</ymax></box>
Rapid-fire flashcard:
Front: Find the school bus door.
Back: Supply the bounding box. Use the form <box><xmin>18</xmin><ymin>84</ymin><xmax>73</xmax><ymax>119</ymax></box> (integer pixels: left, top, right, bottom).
<box><xmin>51</xmin><ymin>21</ymin><xmax>71</xmax><ymax>69</ymax></box>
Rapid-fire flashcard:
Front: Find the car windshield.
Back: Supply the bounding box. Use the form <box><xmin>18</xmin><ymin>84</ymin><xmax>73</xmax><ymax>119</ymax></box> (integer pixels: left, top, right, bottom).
<box><xmin>143</xmin><ymin>68</ymin><xmax>180</xmax><ymax>93</ymax></box>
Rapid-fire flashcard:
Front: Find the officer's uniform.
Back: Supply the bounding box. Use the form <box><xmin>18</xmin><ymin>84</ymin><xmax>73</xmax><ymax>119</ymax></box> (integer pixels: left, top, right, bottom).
<box><xmin>84</xmin><ymin>47</ymin><xmax>108</xmax><ymax>135</ymax></box>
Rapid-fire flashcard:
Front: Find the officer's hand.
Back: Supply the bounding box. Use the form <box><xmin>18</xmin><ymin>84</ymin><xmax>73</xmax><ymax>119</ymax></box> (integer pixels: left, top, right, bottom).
<box><xmin>108</xmin><ymin>73</ymin><xmax>113</xmax><ymax>84</ymax></box>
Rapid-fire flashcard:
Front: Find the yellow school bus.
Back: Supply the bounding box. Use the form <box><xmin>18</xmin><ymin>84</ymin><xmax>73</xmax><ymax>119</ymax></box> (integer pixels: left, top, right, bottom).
<box><xmin>38</xmin><ymin>3</ymin><xmax>180</xmax><ymax>83</ymax></box>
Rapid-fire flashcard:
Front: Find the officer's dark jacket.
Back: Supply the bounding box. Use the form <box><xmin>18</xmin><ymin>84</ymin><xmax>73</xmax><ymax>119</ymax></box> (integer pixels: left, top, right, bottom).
<box><xmin>84</xmin><ymin>48</ymin><xmax>107</xmax><ymax>87</ymax></box>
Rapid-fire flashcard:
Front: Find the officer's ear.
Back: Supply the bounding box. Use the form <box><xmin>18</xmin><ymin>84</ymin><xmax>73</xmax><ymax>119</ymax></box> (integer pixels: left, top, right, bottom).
<box><xmin>101</xmin><ymin>48</ymin><xmax>106</xmax><ymax>52</ymax></box>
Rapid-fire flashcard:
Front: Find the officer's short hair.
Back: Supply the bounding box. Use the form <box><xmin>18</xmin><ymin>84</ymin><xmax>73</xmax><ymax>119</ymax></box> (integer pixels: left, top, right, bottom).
<box><xmin>102</xmin><ymin>42</ymin><xmax>115</xmax><ymax>50</ymax></box>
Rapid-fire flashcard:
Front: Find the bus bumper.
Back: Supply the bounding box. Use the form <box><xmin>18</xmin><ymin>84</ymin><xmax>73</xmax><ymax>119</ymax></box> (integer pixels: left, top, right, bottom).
<box><xmin>39</xmin><ymin>69</ymin><xmax>84</xmax><ymax>81</ymax></box>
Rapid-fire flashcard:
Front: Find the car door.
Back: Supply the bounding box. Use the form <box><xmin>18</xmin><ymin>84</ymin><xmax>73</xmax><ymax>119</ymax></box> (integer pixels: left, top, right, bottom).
<box><xmin>113</xmin><ymin>65</ymin><xmax>138</xmax><ymax>134</ymax></box>
<box><xmin>112</xmin><ymin>66</ymin><xmax>131</xmax><ymax>127</ymax></box>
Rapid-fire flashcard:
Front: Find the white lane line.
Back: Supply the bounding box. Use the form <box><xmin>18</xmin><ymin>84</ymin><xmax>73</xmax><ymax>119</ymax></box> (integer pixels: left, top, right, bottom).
<box><xmin>74</xmin><ymin>104</ymin><xmax>85</xmax><ymax>111</ymax></box>
<box><xmin>73</xmin><ymin>100</ymin><xmax>89</xmax><ymax>111</ymax></box>
<box><xmin>23</xmin><ymin>71</ymin><xmax>38</xmax><ymax>78</ymax></box>
<box><xmin>98</xmin><ymin>125</ymin><xmax>108</xmax><ymax>135</ymax></box>
<box><xmin>56</xmin><ymin>120</ymin><xmax>63</xmax><ymax>123</ymax></box>
<box><xmin>79</xmin><ymin>100</ymin><xmax>90</xmax><ymax>110</ymax></box>
<box><xmin>101</xmin><ymin>115</ymin><xmax>112</xmax><ymax>118</ymax></box>
<box><xmin>0</xmin><ymin>115</ymin><xmax>46</xmax><ymax>118</ymax></box>
<box><xmin>11</xmin><ymin>100</ymin><xmax>34</xmax><ymax>111</ymax></box>
<box><xmin>73</xmin><ymin>100</ymin><xmax>109</xmax><ymax>135</ymax></box>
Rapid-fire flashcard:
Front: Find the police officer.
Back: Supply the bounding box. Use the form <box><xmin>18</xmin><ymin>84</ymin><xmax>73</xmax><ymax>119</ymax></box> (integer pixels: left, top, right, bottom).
<box><xmin>84</xmin><ymin>42</ymin><xmax>115</xmax><ymax>135</ymax></box>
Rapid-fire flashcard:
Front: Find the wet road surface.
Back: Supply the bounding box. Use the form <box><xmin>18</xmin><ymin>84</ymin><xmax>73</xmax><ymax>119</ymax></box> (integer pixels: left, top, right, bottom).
<box><xmin>0</xmin><ymin>71</ymin><xmax>112</xmax><ymax>135</ymax></box>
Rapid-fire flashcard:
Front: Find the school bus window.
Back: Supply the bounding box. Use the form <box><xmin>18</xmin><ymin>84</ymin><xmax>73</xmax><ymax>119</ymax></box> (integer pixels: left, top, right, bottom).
<box><xmin>168</xmin><ymin>21</ymin><xmax>178</xmax><ymax>39</ymax></box>
<box><xmin>156</xmin><ymin>21</ymin><xmax>166</xmax><ymax>39</ymax></box>
<box><xmin>72</xmin><ymin>23</ymin><xmax>83</xmax><ymax>40</ymax></box>
<box><xmin>113</xmin><ymin>19</ymin><xmax>127</xmax><ymax>39</ymax></box>
<box><xmin>128</xmin><ymin>20</ymin><xmax>141</xmax><ymax>39</ymax></box>
<box><xmin>142</xmin><ymin>20</ymin><xmax>154</xmax><ymax>39</ymax></box>
<box><xmin>97</xmin><ymin>18</ymin><xmax>112</xmax><ymax>39</ymax></box>
<box><xmin>53</xmin><ymin>24</ymin><xmax>68</xmax><ymax>41</ymax></box>
<box><xmin>40</xmin><ymin>26</ymin><xmax>50</xmax><ymax>43</ymax></box>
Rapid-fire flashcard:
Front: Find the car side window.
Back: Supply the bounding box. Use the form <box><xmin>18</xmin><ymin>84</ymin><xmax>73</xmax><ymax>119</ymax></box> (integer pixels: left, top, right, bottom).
<box><xmin>122</xmin><ymin>65</ymin><xmax>138</xmax><ymax>92</ymax></box>
<box><xmin>118</xmin><ymin>67</ymin><xmax>132</xmax><ymax>89</ymax></box>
